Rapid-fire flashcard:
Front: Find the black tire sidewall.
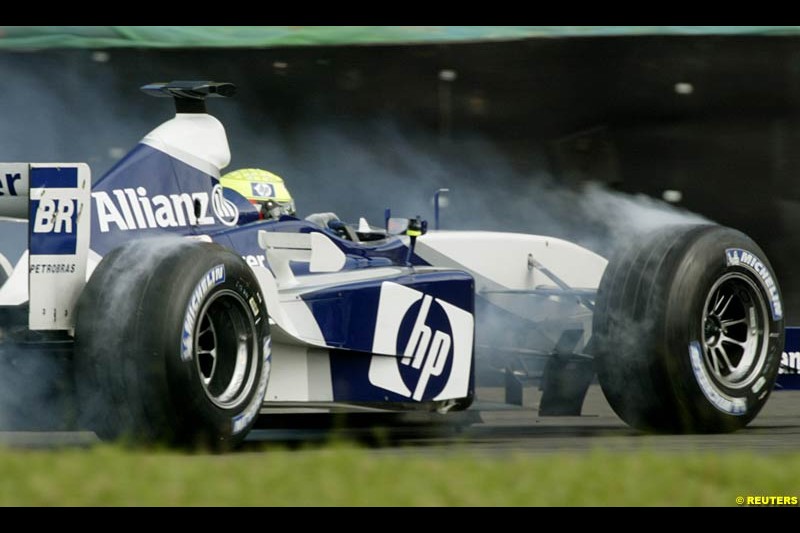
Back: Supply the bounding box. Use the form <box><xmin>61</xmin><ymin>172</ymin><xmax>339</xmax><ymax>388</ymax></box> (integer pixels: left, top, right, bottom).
<box><xmin>664</xmin><ymin>228</ymin><xmax>784</xmax><ymax>430</ymax></box>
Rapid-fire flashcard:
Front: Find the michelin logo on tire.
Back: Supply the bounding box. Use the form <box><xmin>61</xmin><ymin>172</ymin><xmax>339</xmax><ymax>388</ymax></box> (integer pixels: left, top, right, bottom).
<box><xmin>689</xmin><ymin>341</ymin><xmax>747</xmax><ymax>415</ymax></box>
<box><xmin>725</xmin><ymin>248</ymin><xmax>782</xmax><ymax>320</ymax></box>
<box><xmin>368</xmin><ymin>282</ymin><xmax>473</xmax><ymax>402</ymax></box>
<box><xmin>232</xmin><ymin>336</ymin><xmax>271</xmax><ymax>435</ymax></box>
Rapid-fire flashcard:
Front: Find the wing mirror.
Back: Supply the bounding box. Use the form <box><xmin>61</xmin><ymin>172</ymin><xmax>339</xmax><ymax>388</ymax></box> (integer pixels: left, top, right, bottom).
<box><xmin>387</xmin><ymin>217</ymin><xmax>427</xmax><ymax>237</ymax></box>
<box><xmin>387</xmin><ymin>216</ymin><xmax>427</xmax><ymax>265</ymax></box>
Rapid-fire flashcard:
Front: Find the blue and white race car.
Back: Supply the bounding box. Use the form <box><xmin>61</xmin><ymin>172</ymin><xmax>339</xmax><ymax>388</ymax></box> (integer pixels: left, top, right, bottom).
<box><xmin>0</xmin><ymin>82</ymin><xmax>786</xmax><ymax>445</ymax></box>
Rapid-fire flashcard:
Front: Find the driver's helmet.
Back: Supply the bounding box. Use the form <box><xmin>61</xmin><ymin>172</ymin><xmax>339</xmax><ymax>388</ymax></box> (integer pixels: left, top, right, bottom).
<box><xmin>219</xmin><ymin>168</ymin><xmax>296</xmax><ymax>220</ymax></box>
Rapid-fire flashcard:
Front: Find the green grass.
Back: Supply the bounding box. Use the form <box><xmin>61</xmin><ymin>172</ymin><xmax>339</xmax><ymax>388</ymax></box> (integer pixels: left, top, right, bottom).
<box><xmin>0</xmin><ymin>443</ymin><xmax>797</xmax><ymax>506</ymax></box>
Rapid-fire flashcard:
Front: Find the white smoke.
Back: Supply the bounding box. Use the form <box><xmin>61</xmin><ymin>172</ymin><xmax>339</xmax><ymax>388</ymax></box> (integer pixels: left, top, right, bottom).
<box><xmin>227</xmin><ymin>115</ymin><xmax>710</xmax><ymax>257</ymax></box>
<box><xmin>574</xmin><ymin>181</ymin><xmax>710</xmax><ymax>252</ymax></box>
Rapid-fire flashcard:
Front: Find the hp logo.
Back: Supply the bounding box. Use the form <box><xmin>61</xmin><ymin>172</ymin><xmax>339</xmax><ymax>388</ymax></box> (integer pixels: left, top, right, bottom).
<box><xmin>369</xmin><ymin>282</ymin><xmax>473</xmax><ymax>403</ymax></box>
<box><xmin>398</xmin><ymin>294</ymin><xmax>453</xmax><ymax>400</ymax></box>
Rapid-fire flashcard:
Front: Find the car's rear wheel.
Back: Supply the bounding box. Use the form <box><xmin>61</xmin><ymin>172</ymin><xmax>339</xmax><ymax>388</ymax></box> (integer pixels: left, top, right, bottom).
<box><xmin>74</xmin><ymin>239</ymin><xmax>270</xmax><ymax>448</ymax></box>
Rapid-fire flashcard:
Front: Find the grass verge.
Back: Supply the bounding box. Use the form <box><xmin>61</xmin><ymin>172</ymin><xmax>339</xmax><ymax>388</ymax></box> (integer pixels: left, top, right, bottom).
<box><xmin>0</xmin><ymin>443</ymin><xmax>797</xmax><ymax>506</ymax></box>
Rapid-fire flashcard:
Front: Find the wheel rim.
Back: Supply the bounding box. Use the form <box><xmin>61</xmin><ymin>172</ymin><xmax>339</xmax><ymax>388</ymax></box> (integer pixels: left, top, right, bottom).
<box><xmin>194</xmin><ymin>290</ymin><xmax>259</xmax><ymax>410</ymax></box>
<box><xmin>701</xmin><ymin>273</ymin><xmax>769</xmax><ymax>390</ymax></box>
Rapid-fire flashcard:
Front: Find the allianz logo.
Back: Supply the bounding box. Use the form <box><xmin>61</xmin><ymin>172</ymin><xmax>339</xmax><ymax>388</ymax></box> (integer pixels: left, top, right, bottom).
<box><xmin>781</xmin><ymin>351</ymin><xmax>800</xmax><ymax>374</ymax></box>
<box><xmin>92</xmin><ymin>184</ymin><xmax>238</xmax><ymax>232</ymax></box>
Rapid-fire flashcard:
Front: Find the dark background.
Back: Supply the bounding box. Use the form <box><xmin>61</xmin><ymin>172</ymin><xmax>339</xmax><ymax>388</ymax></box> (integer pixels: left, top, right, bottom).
<box><xmin>2</xmin><ymin>35</ymin><xmax>800</xmax><ymax>320</ymax></box>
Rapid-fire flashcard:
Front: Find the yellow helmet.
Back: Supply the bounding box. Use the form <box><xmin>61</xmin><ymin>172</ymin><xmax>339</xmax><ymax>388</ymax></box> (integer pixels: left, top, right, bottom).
<box><xmin>220</xmin><ymin>168</ymin><xmax>296</xmax><ymax>220</ymax></box>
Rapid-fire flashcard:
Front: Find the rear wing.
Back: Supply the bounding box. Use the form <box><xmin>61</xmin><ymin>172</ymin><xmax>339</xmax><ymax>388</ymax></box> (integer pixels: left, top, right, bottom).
<box><xmin>0</xmin><ymin>163</ymin><xmax>91</xmax><ymax>331</ymax></box>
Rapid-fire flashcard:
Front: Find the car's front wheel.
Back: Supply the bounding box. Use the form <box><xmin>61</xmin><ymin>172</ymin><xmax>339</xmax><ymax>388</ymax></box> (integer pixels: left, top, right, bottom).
<box><xmin>592</xmin><ymin>224</ymin><xmax>784</xmax><ymax>433</ymax></box>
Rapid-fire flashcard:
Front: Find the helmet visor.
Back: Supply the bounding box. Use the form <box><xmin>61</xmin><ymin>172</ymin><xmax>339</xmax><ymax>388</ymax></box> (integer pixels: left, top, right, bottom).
<box><xmin>258</xmin><ymin>199</ymin><xmax>295</xmax><ymax>220</ymax></box>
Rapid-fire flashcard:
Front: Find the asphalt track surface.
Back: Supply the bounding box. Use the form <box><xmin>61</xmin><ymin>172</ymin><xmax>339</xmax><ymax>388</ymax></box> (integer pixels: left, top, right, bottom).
<box><xmin>1</xmin><ymin>385</ymin><xmax>798</xmax><ymax>453</ymax></box>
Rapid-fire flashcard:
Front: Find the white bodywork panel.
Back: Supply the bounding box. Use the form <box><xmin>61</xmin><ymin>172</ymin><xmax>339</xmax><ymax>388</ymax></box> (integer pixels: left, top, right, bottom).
<box><xmin>417</xmin><ymin>231</ymin><xmax>607</xmax><ymax>291</ymax></box>
<box><xmin>264</xmin><ymin>345</ymin><xmax>334</xmax><ymax>402</ymax></box>
<box><xmin>257</xmin><ymin>230</ymin><xmax>346</xmax><ymax>286</ymax></box>
<box><xmin>415</xmin><ymin>231</ymin><xmax>607</xmax><ymax>345</ymax></box>
<box><xmin>142</xmin><ymin>113</ymin><xmax>230</xmax><ymax>177</ymax></box>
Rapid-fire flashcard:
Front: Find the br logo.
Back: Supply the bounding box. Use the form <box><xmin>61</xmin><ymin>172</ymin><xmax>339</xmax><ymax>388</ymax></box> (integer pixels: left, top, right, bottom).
<box><xmin>30</xmin><ymin>197</ymin><xmax>79</xmax><ymax>255</ymax></box>
<box><xmin>32</xmin><ymin>198</ymin><xmax>77</xmax><ymax>234</ymax></box>
<box><xmin>369</xmin><ymin>282</ymin><xmax>473</xmax><ymax>402</ymax></box>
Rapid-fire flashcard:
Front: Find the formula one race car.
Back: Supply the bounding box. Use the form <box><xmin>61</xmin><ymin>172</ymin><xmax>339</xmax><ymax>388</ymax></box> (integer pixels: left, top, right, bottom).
<box><xmin>0</xmin><ymin>81</ymin><xmax>785</xmax><ymax>446</ymax></box>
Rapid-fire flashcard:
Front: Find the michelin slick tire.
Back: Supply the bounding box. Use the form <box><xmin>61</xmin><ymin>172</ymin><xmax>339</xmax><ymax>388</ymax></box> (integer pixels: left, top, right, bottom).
<box><xmin>592</xmin><ymin>224</ymin><xmax>784</xmax><ymax>433</ymax></box>
<box><xmin>74</xmin><ymin>240</ymin><xmax>270</xmax><ymax>447</ymax></box>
